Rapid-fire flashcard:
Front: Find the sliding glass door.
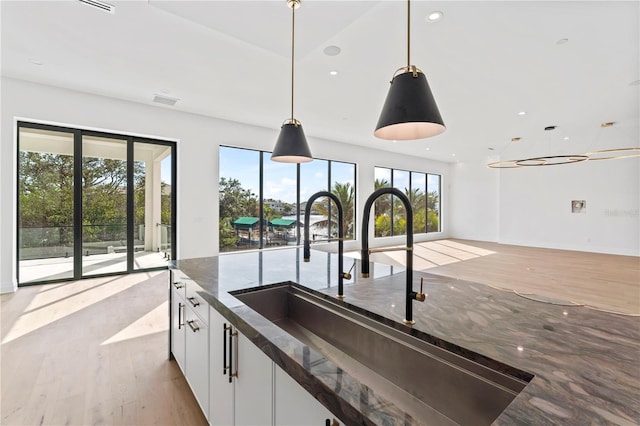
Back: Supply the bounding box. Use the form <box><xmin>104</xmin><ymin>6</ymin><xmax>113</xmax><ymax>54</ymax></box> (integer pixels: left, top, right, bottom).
<box><xmin>18</xmin><ymin>127</ymin><xmax>77</xmax><ymax>283</ymax></box>
<box><xmin>17</xmin><ymin>122</ymin><xmax>176</xmax><ymax>285</ymax></box>
<box><xmin>81</xmin><ymin>135</ymin><xmax>129</xmax><ymax>276</ymax></box>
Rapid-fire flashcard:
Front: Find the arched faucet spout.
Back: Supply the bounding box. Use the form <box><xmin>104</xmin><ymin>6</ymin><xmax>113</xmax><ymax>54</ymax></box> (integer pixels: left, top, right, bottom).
<box><xmin>303</xmin><ymin>191</ymin><xmax>345</xmax><ymax>299</ymax></box>
<box><xmin>361</xmin><ymin>187</ymin><xmax>424</xmax><ymax>324</ymax></box>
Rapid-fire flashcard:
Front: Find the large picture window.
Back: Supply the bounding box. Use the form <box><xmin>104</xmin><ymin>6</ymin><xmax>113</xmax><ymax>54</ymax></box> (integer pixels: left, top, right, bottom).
<box><xmin>219</xmin><ymin>146</ymin><xmax>356</xmax><ymax>252</ymax></box>
<box><xmin>373</xmin><ymin>166</ymin><xmax>441</xmax><ymax>237</ymax></box>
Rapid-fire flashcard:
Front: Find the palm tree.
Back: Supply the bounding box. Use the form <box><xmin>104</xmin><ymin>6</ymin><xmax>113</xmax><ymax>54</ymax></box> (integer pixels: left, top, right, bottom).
<box><xmin>314</xmin><ymin>182</ymin><xmax>355</xmax><ymax>239</ymax></box>
<box><xmin>406</xmin><ymin>187</ymin><xmax>426</xmax><ymax>233</ymax></box>
<box><xmin>427</xmin><ymin>190</ymin><xmax>440</xmax><ymax>232</ymax></box>
<box><xmin>373</xmin><ymin>178</ymin><xmax>392</xmax><ymax>236</ymax></box>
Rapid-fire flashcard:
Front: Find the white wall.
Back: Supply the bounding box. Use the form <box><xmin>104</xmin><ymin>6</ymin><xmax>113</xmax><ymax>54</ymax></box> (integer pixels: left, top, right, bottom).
<box><xmin>449</xmin><ymin>160</ymin><xmax>500</xmax><ymax>242</ymax></box>
<box><xmin>450</xmin><ymin>155</ymin><xmax>640</xmax><ymax>256</ymax></box>
<box><xmin>1</xmin><ymin>77</ymin><xmax>451</xmax><ymax>293</ymax></box>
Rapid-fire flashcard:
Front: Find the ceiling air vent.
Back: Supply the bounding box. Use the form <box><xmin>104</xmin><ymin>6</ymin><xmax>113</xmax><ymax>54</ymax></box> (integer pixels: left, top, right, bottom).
<box><xmin>78</xmin><ymin>0</ymin><xmax>115</xmax><ymax>14</ymax></box>
<box><xmin>153</xmin><ymin>94</ymin><xmax>179</xmax><ymax>106</ymax></box>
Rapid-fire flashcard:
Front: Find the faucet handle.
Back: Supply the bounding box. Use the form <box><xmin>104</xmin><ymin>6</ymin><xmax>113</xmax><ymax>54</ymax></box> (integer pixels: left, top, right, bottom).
<box><xmin>342</xmin><ymin>259</ymin><xmax>356</xmax><ymax>280</ymax></box>
<box><xmin>415</xmin><ymin>277</ymin><xmax>427</xmax><ymax>302</ymax></box>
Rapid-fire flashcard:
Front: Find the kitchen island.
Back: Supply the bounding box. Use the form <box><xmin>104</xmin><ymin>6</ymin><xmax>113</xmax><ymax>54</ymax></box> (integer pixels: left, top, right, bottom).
<box><xmin>170</xmin><ymin>248</ymin><xmax>640</xmax><ymax>425</ymax></box>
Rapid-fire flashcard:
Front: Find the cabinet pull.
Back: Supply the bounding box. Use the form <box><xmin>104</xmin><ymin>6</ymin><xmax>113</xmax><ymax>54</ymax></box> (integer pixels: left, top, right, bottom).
<box><xmin>187</xmin><ymin>296</ymin><xmax>200</xmax><ymax>307</ymax></box>
<box><xmin>223</xmin><ymin>324</ymin><xmax>231</xmax><ymax>376</ymax></box>
<box><xmin>173</xmin><ymin>281</ymin><xmax>184</xmax><ymax>289</ymax></box>
<box><xmin>178</xmin><ymin>303</ymin><xmax>185</xmax><ymax>329</ymax></box>
<box><xmin>325</xmin><ymin>419</ymin><xmax>339</xmax><ymax>426</ymax></box>
<box><xmin>230</xmin><ymin>330</ymin><xmax>238</xmax><ymax>381</ymax></box>
<box><xmin>187</xmin><ymin>319</ymin><xmax>200</xmax><ymax>332</ymax></box>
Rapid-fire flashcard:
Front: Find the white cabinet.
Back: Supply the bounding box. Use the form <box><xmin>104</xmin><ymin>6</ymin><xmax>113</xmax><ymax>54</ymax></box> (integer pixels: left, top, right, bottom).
<box><xmin>209</xmin><ymin>306</ymin><xmax>234</xmax><ymax>426</ymax></box>
<box><xmin>171</xmin><ymin>280</ymin><xmax>186</xmax><ymax>374</ymax></box>
<box><xmin>185</xmin><ymin>304</ymin><xmax>209</xmax><ymax>419</ymax></box>
<box><xmin>209</xmin><ymin>306</ymin><xmax>273</xmax><ymax>426</ymax></box>
<box><xmin>274</xmin><ymin>365</ymin><xmax>338</xmax><ymax>426</ymax></box>
<box><xmin>235</xmin><ymin>331</ymin><xmax>273</xmax><ymax>426</ymax></box>
<box><xmin>171</xmin><ymin>270</ymin><xmax>209</xmax><ymax>420</ymax></box>
<box><xmin>172</xmin><ymin>270</ymin><xmax>342</xmax><ymax>425</ymax></box>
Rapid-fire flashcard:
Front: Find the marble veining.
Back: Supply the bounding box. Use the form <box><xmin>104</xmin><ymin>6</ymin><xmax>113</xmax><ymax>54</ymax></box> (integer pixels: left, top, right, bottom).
<box><xmin>171</xmin><ymin>248</ymin><xmax>640</xmax><ymax>425</ymax></box>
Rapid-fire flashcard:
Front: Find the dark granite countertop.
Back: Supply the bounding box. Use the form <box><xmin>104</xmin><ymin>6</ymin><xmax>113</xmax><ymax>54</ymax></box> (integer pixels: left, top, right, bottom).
<box><xmin>171</xmin><ymin>248</ymin><xmax>640</xmax><ymax>426</ymax></box>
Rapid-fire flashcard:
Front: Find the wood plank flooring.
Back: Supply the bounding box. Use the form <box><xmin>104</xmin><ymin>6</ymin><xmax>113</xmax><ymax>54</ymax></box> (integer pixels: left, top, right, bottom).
<box><xmin>359</xmin><ymin>239</ymin><xmax>640</xmax><ymax>315</ymax></box>
<box><xmin>1</xmin><ymin>271</ymin><xmax>207</xmax><ymax>426</ymax></box>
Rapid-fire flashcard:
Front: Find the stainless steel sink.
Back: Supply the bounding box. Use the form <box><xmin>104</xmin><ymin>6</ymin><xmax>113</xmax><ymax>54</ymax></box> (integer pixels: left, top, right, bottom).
<box><xmin>232</xmin><ymin>283</ymin><xmax>532</xmax><ymax>425</ymax></box>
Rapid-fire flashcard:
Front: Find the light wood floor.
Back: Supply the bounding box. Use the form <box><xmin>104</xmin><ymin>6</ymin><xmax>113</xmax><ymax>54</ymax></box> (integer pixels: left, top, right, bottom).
<box><xmin>358</xmin><ymin>239</ymin><xmax>640</xmax><ymax>315</ymax></box>
<box><xmin>0</xmin><ymin>271</ymin><xmax>207</xmax><ymax>426</ymax></box>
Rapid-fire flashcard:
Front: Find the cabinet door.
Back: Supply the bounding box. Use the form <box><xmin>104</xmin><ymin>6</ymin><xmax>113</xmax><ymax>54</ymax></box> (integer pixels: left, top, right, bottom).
<box><xmin>234</xmin><ymin>332</ymin><xmax>273</xmax><ymax>426</ymax></box>
<box><xmin>171</xmin><ymin>289</ymin><xmax>186</xmax><ymax>374</ymax></box>
<box><xmin>209</xmin><ymin>307</ymin><xmax>234</xmax><ymax>426</ymax></box>
<box><xmin>185</xmin><ymin>307</ymin><xmax>209</xmax><ymax>420</ymax></box>
<box><xmin>274</xmin><ymin>365</ymin><xmax>337</xmax><ymax>426</ymax></box>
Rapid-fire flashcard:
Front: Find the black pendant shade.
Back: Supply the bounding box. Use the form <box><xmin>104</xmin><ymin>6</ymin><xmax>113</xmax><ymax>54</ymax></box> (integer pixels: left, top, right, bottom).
<box><xmin>375</xmin><ymin>69</ymin><xmax>446</xmax><ymax>140</ymax></box>
<box><xmin>270</xmin><ymin>0</ymin><xmax>313</xmax><ymax>163</ymax></box>
<box><xmin>271</xmin><ymin>120</ymin><xmax>312</xmax><ymax>163</ymax></box>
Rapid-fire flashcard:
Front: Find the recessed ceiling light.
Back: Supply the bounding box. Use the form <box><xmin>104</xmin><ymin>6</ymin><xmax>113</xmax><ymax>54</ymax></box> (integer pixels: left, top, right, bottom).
<box><xmin>600</xmin><ymin>121</ymin><xmax>615</xmax><ymax>127</ymax></box>
<box><xmin>29</xmin><ymin>58</ymin><xmax>43</xmax><ymax>66</ymax></box>
<box><xmin>563</xmin><ymin>136</ymin><xmax>570</xmax><ymax>140</ymax></box>
<box><xmin>426</xmin><ymin>11</ymin><xmax>443</xmax><ymax>22</ymax></box>
<box><xmin>425</xmin><ymin>147</ymin><xmax>430</xmax><ymax>151</ymax></box>
<box><xmin>329</xmin><ymin>71</ymin><xmax>338</xmax><ymax>76</ymax></box>
<box><xmin>629</xmin><ymin>80</ymin><xmax>640</xmax><ymax>86</ymax></box>
<box><xmin>323</xmin><ymin>45</ymin><xmax>341</xmax><ymax>56</ymax></box>
<box><xmin>518</xmin><ymin>111</ymin><xmax>526</xmax><ymax>116</ymax></box>
<box><xmin>512</xmin><ymin>137</ymin><xmax>521</xmax><ymax>142</ymax></box>
<box><xmin>452</xmin><ymin>153</ymin><xmax>456</xmax><ymax>157</ymax></box>
<box><xmin>556</xmin><ymin>38</ymin><xmax>569</xmax><ymax>45</ymax></box>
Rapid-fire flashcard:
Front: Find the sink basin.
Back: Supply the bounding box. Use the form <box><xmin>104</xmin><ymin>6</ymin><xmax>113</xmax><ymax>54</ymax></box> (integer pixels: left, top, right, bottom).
<box><xmin>232</xmin><ymin>283</ymin><xmax>532</xmax><ymax>425</ymax></box>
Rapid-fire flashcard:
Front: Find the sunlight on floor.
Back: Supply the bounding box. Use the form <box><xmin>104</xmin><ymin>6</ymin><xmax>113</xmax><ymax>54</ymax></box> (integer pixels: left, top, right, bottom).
<box><xmin>2</xmin><ymin>273</ymin><xmax>156</xmax><ymax>344</ymax></box>
<box><xmin>345</xmin><ymin>240</ymin><xmax>495</xmax><ymax>270</ymax></box>
<box><xmin>101</xmin><ymin>301</ymin><xmax>168</xmax><ymax>345</ymax></box>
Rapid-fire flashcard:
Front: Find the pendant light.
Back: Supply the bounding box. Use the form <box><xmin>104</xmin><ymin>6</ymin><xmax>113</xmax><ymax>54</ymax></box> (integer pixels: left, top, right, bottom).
<box><xmin>271</xmin><ymin>0</ymin><xmax>313</xmax><ymax>163</ymax></box>
<box><xmin>374</xmin><ymin>0</ymin><xmax>446</xmax><ymax>140</ymax></box>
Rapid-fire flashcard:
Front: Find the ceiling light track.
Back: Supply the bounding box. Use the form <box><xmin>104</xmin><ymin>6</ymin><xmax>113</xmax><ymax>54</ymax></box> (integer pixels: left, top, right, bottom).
<box><xmin>488</xmin><ymin>123</ymin><xmax>640</xmax><ymax>169</ymax></box>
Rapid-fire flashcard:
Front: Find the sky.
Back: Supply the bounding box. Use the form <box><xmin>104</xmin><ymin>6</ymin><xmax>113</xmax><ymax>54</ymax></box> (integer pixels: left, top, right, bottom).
<box><xmin>219</xmin><ymin>146</ymin><xmax>355</xmax><ymax>204</ymax></box>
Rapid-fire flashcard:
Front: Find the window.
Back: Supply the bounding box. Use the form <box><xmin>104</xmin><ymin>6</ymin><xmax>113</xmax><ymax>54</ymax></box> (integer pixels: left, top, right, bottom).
<box><xmin>373</xmin><ymin>166</ymin><xmax>442</xmax><ymax>237</ymax></box>
<box><xmin>219</xmin><ymin>146</ymin><xmax>356</xmax><ymax>252</ymax></box>
<box><xmin>17</xmin><ymin>122</ymin><xmax>176</xmax><ymax>285</ymax></box>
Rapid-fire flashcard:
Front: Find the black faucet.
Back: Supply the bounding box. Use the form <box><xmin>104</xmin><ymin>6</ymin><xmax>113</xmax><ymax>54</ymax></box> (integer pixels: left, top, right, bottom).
<box><xmin>361</xmin><ymin>187</ymin><xmax>425</xmax><ymax>325</ymax></box>
<box><xmin>303</xmin><ymin>191</ymin><xmax>349</xmax><ymax>299</ymax></box>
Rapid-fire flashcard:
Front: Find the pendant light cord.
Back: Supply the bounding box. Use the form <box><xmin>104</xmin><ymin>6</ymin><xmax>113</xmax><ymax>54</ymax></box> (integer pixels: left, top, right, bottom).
<box><xmin>291</xmin><ymin>4</ymin><xmax>295</xmax><ymax>121</ymax></box>
<box><xmin>407</xmin><ymin>0</ymin><xmax>410</xmax><ymax>68</ymax></box>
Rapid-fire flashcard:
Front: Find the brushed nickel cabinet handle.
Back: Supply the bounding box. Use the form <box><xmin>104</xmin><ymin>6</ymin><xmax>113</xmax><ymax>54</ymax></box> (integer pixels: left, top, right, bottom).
<box><xmin>178</xmin><ymin>303</ymin><xmax>185</xmax><ymax>329</ymax></box>
<box><xmin>187</xmin><ymin>296</ymin><xmax>200</xmax><ymax>307</ymax></box>
<box><xmin>173</xmin><ymin>281</ymin><xmax>184</xmax><ymax>289</ymax></box>
<box><xmin>230</xmin><ymin>330</ymin><xmax>238</xmax><ymax>380</ymax></box>
<box><xmin>187</xmin><ymin>319</ymin><xmax>200</xmax><ymax>332</ymax></box>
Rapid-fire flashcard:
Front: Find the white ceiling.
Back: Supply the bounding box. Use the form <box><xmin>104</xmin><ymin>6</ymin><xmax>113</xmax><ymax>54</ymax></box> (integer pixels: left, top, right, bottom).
<box><xmin>2</xmin><ymin>0</ymin><xmax>639</xmax><ymax>163</ymax></box>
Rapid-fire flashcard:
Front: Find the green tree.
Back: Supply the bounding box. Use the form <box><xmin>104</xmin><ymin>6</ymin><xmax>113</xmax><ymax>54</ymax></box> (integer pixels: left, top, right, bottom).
<box><xmin>219</xmin><ymin>177</ymin><xmax>258</xmax><ymax>249</ymax></box>
<box><xmin>406</xmin><ymin>187</ymin><xmax>426</xmax><ymax>233</ymax></box>
<box><xmin>314</xmin><ymin>182</ymin><xmax>355</xmax><ymax>239</ymax></box>
<box><xmin>427</xmin><ymin>190</ymin><xmax>440</xmax><ymax>232</ymax></box>
<box><xmin>373</xmin><ymin>178</ymin><xmax>391</xmax><ymax>237</ymax></box>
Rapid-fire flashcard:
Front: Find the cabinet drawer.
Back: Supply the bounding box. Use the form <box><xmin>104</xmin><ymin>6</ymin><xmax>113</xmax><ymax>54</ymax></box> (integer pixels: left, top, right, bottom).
<box><xmin>185</xmin><ymin>307</ymin><xmax>209</xmax><ymax>420</ymax></box>
<box><xmin>185</xmin><ymin>284</ymin><xmax>209</xmax><ymax>325</ymax></box>
<box><xmin>171</xmin><ymin>270</ymin><xmax>188</xmax><ymax>300</ymax></box>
